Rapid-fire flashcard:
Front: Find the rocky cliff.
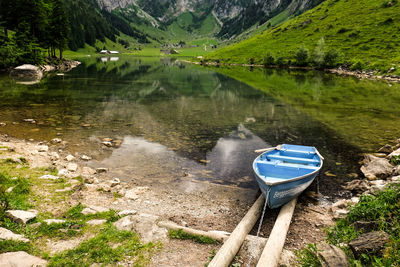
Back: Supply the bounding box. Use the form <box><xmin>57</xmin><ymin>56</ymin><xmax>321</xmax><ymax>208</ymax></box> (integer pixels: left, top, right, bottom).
<box><xmin>95</xmin><ymin>0</ymin><xmax>325</xmax><ymax>39</ymax></box>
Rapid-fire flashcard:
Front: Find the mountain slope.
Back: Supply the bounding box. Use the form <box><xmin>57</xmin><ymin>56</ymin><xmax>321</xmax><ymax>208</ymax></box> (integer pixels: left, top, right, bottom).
<box><xmin>93</xmin><ymin>0</ymin><xmax>324</xmax><ymax>43</ymax></box>
<box><xmin>206</xmin><ymin>0</ymin><xmax>400</xmax><ymax>71</ymax></box>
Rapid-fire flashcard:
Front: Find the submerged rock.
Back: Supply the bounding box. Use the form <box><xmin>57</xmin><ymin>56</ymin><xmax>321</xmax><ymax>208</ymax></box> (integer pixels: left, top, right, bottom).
<box><xmin>10</xmin><ymin>64</ymin><xmax>43</xmax><ymax>80</ymax></box>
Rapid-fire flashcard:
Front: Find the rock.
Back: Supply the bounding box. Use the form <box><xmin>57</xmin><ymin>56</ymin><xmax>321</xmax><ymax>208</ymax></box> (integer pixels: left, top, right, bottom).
<box><xmin>67</xmin><ymin>163</ymin><xmax>78</xmax><ymax>172</ymax></box>
<box><xmin>0</xmin><ymin>227</ymin><xmax>30</xmax><ymax>242</ymax></box>
<box><xmin>333</xmin><ymin>209</ymin><xmax>349</xmax><ymax>219</ymax></box>
<box><xmin>6</xmin><ymin>210</ymin><xmax>37</xmax><ymax>224</ymax></box>
<box><xmin>86</xmin><ymin>219</ymin><xmax>107</xmax><ymax>225</ymax></box>
<box><xmin>0</xmin><ymin>122</ymin><xmax>6</xmax><ymax>127</ymax></box>
<box><xmin>118</xmin><ymin>210</ymin><xmax>137</xmax><ymax>216</ymax></box>
<box><xmin>51</xmin><ymin>138</ymin><xmax>62</xmax><ymax>144</ymax></box>
<box><xmin>114</xmin><ymin>140</ymin><xmax>122</xmax><ymax>148</ymax></box>
<box><xmin>36</xmin><ymin>145</ymin><xmax>49</xmax><ymax>152</ymax></box>
<box><xmin>102</xmin><ymin>141</ymin><xmax>113</xmax><ymax>147</ymax></box>
<box><xmin>347</xmin><ymin>173</ymin><xmax>358</xmax><ymax>179</ymax></box>
<box><xmin>361</xmin><ymin>155</ymin><xmax>393</xmax><ymax>180</ymax></box>
<box><xmin>369</xmin><ymin>180</ymin><xmax>387</xmax><ymax>192</ymax></box>
<box><xmin>278</xmin><ymin>249</ymin><xmax>297</xmax><ymax>267</ymax></box>
<box><xmin>65</xmin><ymin>154</ymin><xmax>75</xmax><ymax>162</ymax></box>
<box><xmin>39</xmin><ymin>174</ymin><xmax>60</xmax><ymax>180</ymax></box>
<box><xmin>49</xmin><ymin>152</ymin><xmax>60</xmax><ymax>161</ymax></box>
<box><xmin>6</xmin><ymin>186</ymin><xmax>14</xmax><ymax>193</ymax></box>
<box><xmin>81</xmin><ymin>155</ymin><xmax>92</xmax><ymax>161</ymax></box>
<box><xmin>81</xmin><ymin>205</ymin><xmax>109</xmax><ymax>215</ymax></box>
<box><xmin>392</xmin><ymin>166</ymin><xmax>400</xmax><ymax>176</ymax></box>
<box><xmin>378</xmin><ymin>144</ymin><xmax>393</xmax><ymax>154</ymax></box>
<box><xmin>110</xmin><ymin>177</ymin><xmax>120</xmax><ymax>187</ymax></box>
<box><xmin>316</xmin><ymin>242</ymin><xmax>349</xmax><ymax>267</ymax></box>
<box><xmin>96</xmin><ymin>167</ymin><xmax>108</xmax><ymax>173</ymax></box>
<box><xmin>43</xmin><ymin>219</ymin><xmax>65</xmax><ymax>224</ymax></box>
<box><xmin>10</xmin><ymin>64</ymin><xmax>43</xmax><ymax>79</ymax></box>
<box><xmin>391</xmin><ymin>175</ymin><xmax>400</xmax><ymax>182</ymax></box>
<box><xmin>113</xmin><ymin>213</ymin><xmax>168</xmax><ymax>243</ymax></box>
<box><xmin>98</xmin><ymin>183</ymin><xmax>111</xmax><ymax>192</ymax></box>
<box><xmin>125</xmin><ymin>190</ymin><xmax>139</xmax><ymax>200</ymax></box>
<box><xmin>0</xmin><ymin>251</ymin><xmax>47</xmax><ymax>267</ymax></box>
<box><xmin>349</xmin><ymin>231</ymin><xmax>390</xmax><ymax>258</ymax></box>
<box><xmin>343</xmin><ymin>180</ymin><xmax>369</xmax><ymax>194</ymax></box>
<box><xmin>124</xmin><ymin>187</ymin><xmax>149</xmax><ymax>200</ymax></box>
<box><xmin>82</xmin><ymin>166</ymin><xmax>96</xmax><ymax>176</ymax></box>
<box><xmin>103</xmin><ymin>138</ymin><xmax>113</xmax><ymax>142</ymax></box>
<box><xmin>388</xmin><ymin>148</ymin><xmax>400</xmax><ymax>158</ymax></box>
<box><xmin>58</xmin><ymin>169</ymin><xmax>69</xmax><ymax>176</ymax></box>
<box><xmin>353</xmin><ymin>221</ymin><xmax>379</xmax><ymax>233</ymax></box>
<box><xmin>84</xmin><ymin>176</ymin><xmax>99</xmax><ymax>184</ymax></box>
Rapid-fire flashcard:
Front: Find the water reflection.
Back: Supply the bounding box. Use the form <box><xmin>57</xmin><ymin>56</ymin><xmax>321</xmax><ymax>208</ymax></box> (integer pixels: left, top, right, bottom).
<box><xmin>2</xmin><ymin>56</ymin><xmax>399</xmax><ymax>197</ymax></box>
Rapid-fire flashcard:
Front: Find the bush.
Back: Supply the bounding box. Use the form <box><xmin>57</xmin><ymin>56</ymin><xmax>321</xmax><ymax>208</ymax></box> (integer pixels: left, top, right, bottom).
<box><xmin>276</xmin><ymin>57</ymin><xmax>287</xmax><ymax>67</ymax></box>
<box><xmin>350</xmin><ymin>61</ymin><xmax>365</xmax><ymax>71</ymax></box>
<box><xmin>295</xmin><ymin>45</ymin><xmax>309</xmax><ymax>66</ymax></box>
<box><xmin>263</xmin><ymin>52</ymin><xmax>275</xmax><ymax>66</ymax></box>
<box><xmin>323</xmin><ymin>49</ymin><xmax>339</xmax><ymax>68</ymax></box>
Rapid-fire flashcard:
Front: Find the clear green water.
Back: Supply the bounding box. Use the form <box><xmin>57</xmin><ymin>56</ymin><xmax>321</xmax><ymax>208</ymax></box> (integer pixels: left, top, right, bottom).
<box><xmin>1</xmin><ymin>57</ymin><xmax>399</xmax><ymax>196</ymax></box>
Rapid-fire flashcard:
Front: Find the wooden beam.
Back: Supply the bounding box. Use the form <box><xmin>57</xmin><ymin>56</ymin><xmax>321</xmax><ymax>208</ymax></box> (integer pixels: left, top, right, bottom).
<box><xmin>208</xmin><ymin>194</ymin><xmax>265</xmax><ymax>267</ymax></box>
<box><xmin>256</xmin><ymin>198</ymin><xmax>297</xmax><ymax>267</ymax></box>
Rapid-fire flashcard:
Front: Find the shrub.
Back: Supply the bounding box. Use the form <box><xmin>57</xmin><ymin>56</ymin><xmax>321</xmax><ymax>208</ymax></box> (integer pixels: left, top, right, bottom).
<box><xmin>263</xmin><ymin>52</ymin><xmax>275</xmax><ymax>66</ymax></box>
<box><xmin>350</xmin><ymin>61</ymin><xmax>365</xmax><ymax>71</ymax></box>
<box><xmin>323</xmin><ymin>49</ymin><xmax>339</xmax><ymax>68</ymax></box>
<box><xmin>295</xmin><ymin>45</ymin><xmax>309</xmax><ymax>66</ymax></box>
<box><xmin>276</xmin><ymin>57</ymin><xmax>287</xmax><ymax>67</ymax></box>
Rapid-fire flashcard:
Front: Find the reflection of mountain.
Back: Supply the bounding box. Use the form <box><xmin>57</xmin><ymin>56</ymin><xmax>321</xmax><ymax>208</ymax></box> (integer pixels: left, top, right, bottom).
<box><xmin>0</xmin><ymin>57</ymin><xmax>365</xmax><ymax>196</ymax></box>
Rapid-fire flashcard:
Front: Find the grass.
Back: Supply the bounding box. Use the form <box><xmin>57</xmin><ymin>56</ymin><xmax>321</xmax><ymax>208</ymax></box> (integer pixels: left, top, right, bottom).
<box><xmin>0</xmin><ymin>150</ymin><xmax>158</xmax><ymax>265</ymax></box>
<box><xmin>297</xmin><ymin>183</ymin><xmax>400</xmax><ymax>266</ymax></box>
<box><xmin>168</xmin><ymin>229</ymin><xmax>219</xmax><ymax>244</ymax></box>
<box><xmin>206</xmin><ymin>0</ymin><xmax>400</xmax><ymax>74</ymax></box>
<box><xmin>48</xmin><ymin>225</ymin><xmax>161</xmax><ymax>267</ymax></box>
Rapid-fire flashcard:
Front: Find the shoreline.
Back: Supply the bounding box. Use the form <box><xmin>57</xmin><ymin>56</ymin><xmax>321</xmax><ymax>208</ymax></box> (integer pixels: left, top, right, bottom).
<box><xmin>183</xmin><ymin>60</ymin><xmax>400</xmax><ymax>83</ymax></box>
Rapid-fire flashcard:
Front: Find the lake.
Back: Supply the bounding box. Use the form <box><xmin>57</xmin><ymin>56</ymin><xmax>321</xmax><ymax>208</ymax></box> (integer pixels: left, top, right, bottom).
<box><xmin>1</xmin><ymin>56</ymin><xmax>399</xmax><ymax>198</ymax></box>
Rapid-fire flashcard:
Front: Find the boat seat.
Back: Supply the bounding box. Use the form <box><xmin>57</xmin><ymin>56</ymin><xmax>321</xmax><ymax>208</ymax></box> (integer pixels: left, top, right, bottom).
<box><xmin>256</xmin><ymin>160</ymin><xmax>318</xmax><ymax>169</ymax></box>
<box><xmin>266</xmin><ymin>154</ymin><xmax>320</xmax><ymax>165</ymax></box>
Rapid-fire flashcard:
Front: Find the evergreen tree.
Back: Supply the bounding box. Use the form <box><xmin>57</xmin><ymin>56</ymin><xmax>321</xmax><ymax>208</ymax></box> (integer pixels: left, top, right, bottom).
<box><xmin>49</xmin><ymin>0</ymin><xmax>69</xmax><ymax>59</ymax></box>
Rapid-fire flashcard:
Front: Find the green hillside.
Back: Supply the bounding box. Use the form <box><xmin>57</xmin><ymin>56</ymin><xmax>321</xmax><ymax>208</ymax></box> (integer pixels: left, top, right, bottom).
<box><xmin>206</xmin><ymin>0</ymin><xmax>400</xmax><ymax>73</ymax></box>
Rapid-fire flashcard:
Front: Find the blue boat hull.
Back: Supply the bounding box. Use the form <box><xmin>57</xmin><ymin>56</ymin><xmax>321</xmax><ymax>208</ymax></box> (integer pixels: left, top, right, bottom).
<box><xmin>254</xmin><ymin>171</ymin><xmax>318</xmax><ymax>209</ymax></box>
<box><xmin>253</xmin><ymin>144</ymin><xmax>323</xmax><ymax>209</ymax></box>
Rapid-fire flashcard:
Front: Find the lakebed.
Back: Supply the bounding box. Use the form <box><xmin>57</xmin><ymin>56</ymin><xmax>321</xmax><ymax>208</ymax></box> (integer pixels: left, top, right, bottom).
<box><xmin>1</xmin><ymin>56</ymin><xmax>400</xmax><ymax>265</ymax></box>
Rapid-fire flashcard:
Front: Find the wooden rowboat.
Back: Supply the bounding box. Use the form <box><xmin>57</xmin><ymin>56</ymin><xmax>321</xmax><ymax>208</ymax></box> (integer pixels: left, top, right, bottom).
<box><xmin>253</xmin><ymin>144</ymin><xmax>324</xmax><ymax>209</ymax></box>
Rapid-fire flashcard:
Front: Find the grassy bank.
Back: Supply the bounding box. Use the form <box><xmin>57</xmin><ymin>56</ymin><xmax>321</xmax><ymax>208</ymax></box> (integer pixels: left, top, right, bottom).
<box><xmin>205</xmin><ymin>0</ymin><xmax>400</xmax><ymax>74</ymax></box>
<box><xmin>0</xmin><ymin>149</ymin><xmax>159</xmax><ymax>265</ymax></box>
<box><xmin>298</xmin><ymin>183</ymin><xmax>400</xmax><ymax>266</ymax></box>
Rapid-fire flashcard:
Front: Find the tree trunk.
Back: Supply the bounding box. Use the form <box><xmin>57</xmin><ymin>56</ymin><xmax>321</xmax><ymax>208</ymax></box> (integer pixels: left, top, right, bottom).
<box><xmin>59</xmin><ymin>48</ymin><xmax>63</xmax><ymax>60</ymax></box>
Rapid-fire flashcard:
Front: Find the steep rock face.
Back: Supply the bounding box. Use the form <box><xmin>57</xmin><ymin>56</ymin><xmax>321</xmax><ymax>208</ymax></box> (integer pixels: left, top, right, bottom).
<box><xmin>97</xmin><ymin>0</ymin><xmax>137</xmax><ymax>11</ymax></box>
<box><xmin>95</xmin><ymin>0</ymin><xmax>325</xmax><ymax>38</ymax></box>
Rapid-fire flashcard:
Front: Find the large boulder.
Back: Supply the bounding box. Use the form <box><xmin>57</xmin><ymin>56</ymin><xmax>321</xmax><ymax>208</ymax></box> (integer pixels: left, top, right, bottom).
<box><xmin>316</xmin><ymin>242</ymin><xmax>349</xmax><ymax>267</ymax></box>
<box><xmin>360</xmin><ymin>155</ymin><xmax>393</xmax><ymax>180</ymax></box>
<box><xmin>0</xmin><ymin>251</ymin><xmax>47</xmax><ymax>267</ymax></box>
<box><xmin>10</xmin><ymin>64</ymin><xmax>43</xmax><ymax>81</ymax></box>
<box><xmin>349</xmin><ymin>231</ymin><xmax>390</xmax><ymax>258</ymax></box>
<box><xmin>113</xmin><ymin>213</ymin><xmax>167</xmax><ymax>243</ymax></box>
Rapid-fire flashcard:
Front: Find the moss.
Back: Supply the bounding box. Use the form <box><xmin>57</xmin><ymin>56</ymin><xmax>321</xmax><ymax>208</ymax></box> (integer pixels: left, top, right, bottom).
<box><xmin>168</xmin><ymin>229</ymin><xmax>219</xmax><ymax>244</ymax></box>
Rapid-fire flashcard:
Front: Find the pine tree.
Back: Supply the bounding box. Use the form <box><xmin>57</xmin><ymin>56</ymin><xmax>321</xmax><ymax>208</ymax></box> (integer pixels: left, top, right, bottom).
<box><xmin>49</xmin><ymin>0</ymin><xmax>69</xmax><ymax>59</ymax></box>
